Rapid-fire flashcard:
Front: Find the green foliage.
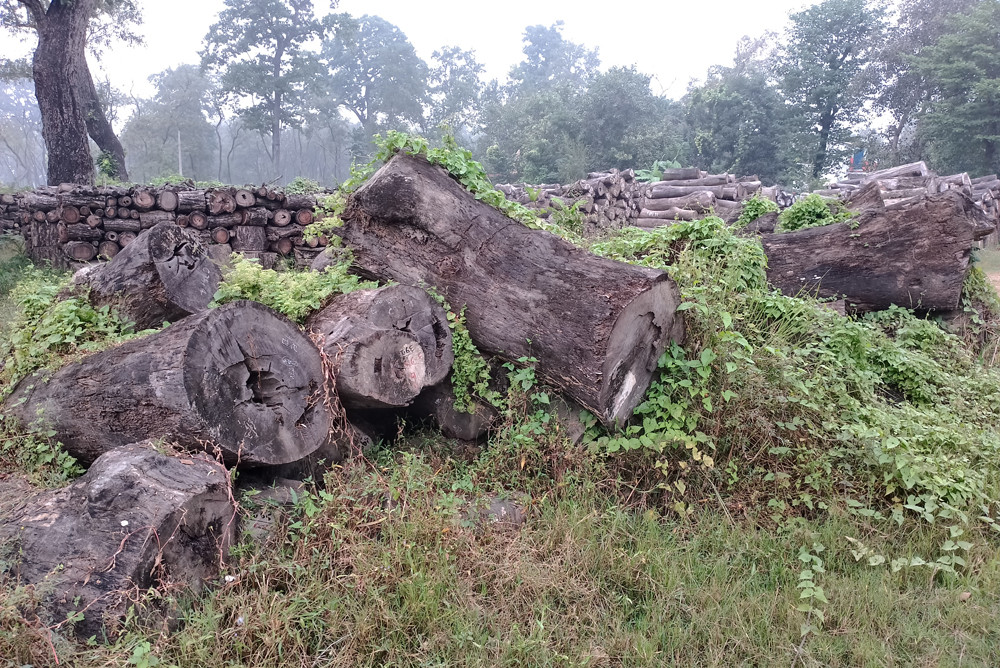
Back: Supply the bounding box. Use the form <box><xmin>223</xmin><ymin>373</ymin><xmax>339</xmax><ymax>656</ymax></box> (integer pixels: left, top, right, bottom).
<box><xmin>427</xmin><ymin>290</ymin><xmax>501</xmax><ymax>414</ymax></box>
<box><xmin>211</xmin><ymin>254</ymin><xmax>377</xmax><ymax>323</ymax></box>
<box><xmin>0</xmin><ymin>266</ymin><xmax>141</xmax><ymax>399</ymax></box>
<box><xmin>776</xmin><ymin>194</ymin><xmax>853</xmax><ymax>232</ymax></box>
<box><xmin>635</xmin><ymin>159</ymin><xmax>682</xmax><ymax>183</ymax></box>
<box><xmin>284</xmin><ymin>176</ymin><xmax>323</xmax><ymax>194</ymax></box>
<box><xmin>736</xmin><ymin>194</ymin><xmax>780</xmax><ymax>227</ymax></box>
<box><xmin>545</xmin><ymin>197</ymin><xmax>586</xmax><ymax>235</ymax></box>
<box><xmin>0</xmin><ymin>415</ymin><xmax>84</xmax><ymax>487</ymax></box>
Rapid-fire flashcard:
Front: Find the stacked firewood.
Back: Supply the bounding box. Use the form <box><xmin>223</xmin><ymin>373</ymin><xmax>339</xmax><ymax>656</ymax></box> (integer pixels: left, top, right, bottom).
<box><xmin>815</xmin><ymin>161</ymin><xmax>1000</xmax><ymax>247</ymax></box>
<box><xmin>0</xmin><ymin>193</ymin><xmax>17</xmax><ymax>232</ymax></box>
<box><xmin>495</xmin><ymin>169</ymin><xmax>644</xmax><ymax>235</ymax></box>
<box><xmin>10</xmin><ymin>183</ymin><xmax>333</xmax><ymax>269</ymax></box>
<box><xmin>635</xmin><ymin>168</ymin><xmax>786</xmax><ymax>227</ymax></box>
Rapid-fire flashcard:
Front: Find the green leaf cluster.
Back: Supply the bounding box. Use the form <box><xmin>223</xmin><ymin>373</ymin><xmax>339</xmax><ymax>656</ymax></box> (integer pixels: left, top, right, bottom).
<box><xmin>736</xmin><ymin>194</ymin><xmax>780</xmax><ymax>227</ymax></box>
<box><xmin>211</xmin><ymin>254</ymin><xmax>377</xmax><ymax>323</ymax></box>
<box><xmin>776</xmin><ymin>194</ymin><xmax>854</xmax><ymax>232</ymax></box>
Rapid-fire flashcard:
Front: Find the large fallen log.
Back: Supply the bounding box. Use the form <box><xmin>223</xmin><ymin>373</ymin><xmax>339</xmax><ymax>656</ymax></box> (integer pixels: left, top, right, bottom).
<box><xmin>0</xmin><ymin>444</ymin><xmax>234</xmax><ymax>639</ymax></box>
<box><xmin>306</xmin><ymin>285</ymin><xmax>453</xmax><ymax>410</ymax></box>
<box><xmin>760</xmin><ymin>191</ymin><xmax>994</xmax><ymax>312</ymax></box>
<box><xmin>85</xmin><ymin>221</ymin><xmax>222</xmax><ymax>330</ymax></box>
<box><xmin>341</xmin><ymin>153</ymin><xmax>684</xmax><ymax>426</ymax></box>
<box><xmin>4</xmin><ymin>301</ymin><xmax>335</xmax><ymax>467</ymax></box>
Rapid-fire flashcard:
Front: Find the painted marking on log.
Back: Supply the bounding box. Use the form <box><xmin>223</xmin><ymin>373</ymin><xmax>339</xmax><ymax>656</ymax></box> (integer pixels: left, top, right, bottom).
<box><xmin>612</xmin><ymin>371</ymin><xmax>638</xmax><ymax>420</ymax></box>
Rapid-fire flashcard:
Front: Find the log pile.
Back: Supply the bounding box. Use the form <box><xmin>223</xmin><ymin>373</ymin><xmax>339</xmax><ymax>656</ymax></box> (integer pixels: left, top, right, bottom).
<box><xmin>5</xmin><ymin>182</ymin><xmax>333</xmax><ymax>270</ymax></box>
<box><xmin>634</xmin><ymin>170</ymin><xmax>784</xmax><ymax>228</ymax></box>
<box><xmin>816</xmin><ymin>161</ymin><xmax>1000</xmax><ymax>247</ymax></box>
<box><xmin>495</xmin><ymin>168</ymin><xmax>645</xmax><ymax>235</ymax></box>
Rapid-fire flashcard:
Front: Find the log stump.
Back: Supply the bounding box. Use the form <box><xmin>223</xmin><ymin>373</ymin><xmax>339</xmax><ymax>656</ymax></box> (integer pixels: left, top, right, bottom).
<box><xmin>0</xmin><ymin>444</ymin><xmax>234</xmax><ymax>639</ymax></box>
<box><xmin>4</xmin><ymin>301</ymin><xmax>336</xmax><ymax>467</ymax></box>
<box><xmin>85</xmin><ymin>221</ymin><xmax>222</xmax><ymax>330</ymax></box>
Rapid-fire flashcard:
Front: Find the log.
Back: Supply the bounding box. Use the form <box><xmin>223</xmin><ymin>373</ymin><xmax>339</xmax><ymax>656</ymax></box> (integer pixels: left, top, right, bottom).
<box><xmin>641</xmin><ymin>190</ymin><xmax>716</xmax><ymax>213</ymax></box>
<box><xmin>306</xmin><ymin>285</ymin><xmax>453</xmax><ymax>410</ymax></box>
<box><xmin>176</xmin><ymin>189</ymin><xmax>207</xmax><ymax>212</ymax></box>
<box><xmin>414</xmin><ymin>380</ymin><xmax>497</xmax><ymax>440</ymax></box>
<box><xmin>761</xmin><ymin>191</ymin><xmax>995</xmax><ymax>312</ymax></box>
<box><xmin>865</xmin><ymin>161</ymin><xmax>928</xmax><ymax>180</ymax></box>
<box><xmin>4</xmin><ymin>301</ymin><xmax>335</xmax><ymax>466</ymax></box>
<box><xmin>273</xmin><ymin>209</ymin><xmax>293</xmax><ymax>227</ymax></box>
<box><xmin>98</xmin><ymin>240</ymin><xmax>120</xmax><ymax>259</ymax></box>
<box><xmin>341</xmin><ymin>153</ymin><xmax>684</xmax><ymax>426</ymax></box>
<box><xmin>63</xmin><ymin>240</ymin><xmax>97</xmax><ymax>262</ymax></box>
<box><xmin>139</xmin><ymin>210</ymin><xmax>175</xmax><ymax>229</ymax></box>
<box><xmin>189</xmin><ymin>210</ymin><xmax>209</xmax><ymax>230</ymax></box>
<box><xmin>0</xmin><ymin>444</ymin><xmax>235</xmax><ymax>639</ymax></box>
<box><xmin>844</xmin><ymin>180</ymin><xmax>885</xmax><ymax>212</ymax></box>
<box><xmin>638</xmin><ymin>208</ymin><xmax>697</xmax><ymax>221</ymax></box>
<box><xmin>212</xmin><ymin>227</ymin><xmax>231</xmax><ymax>244</ymax></box>
<box><xmin>295</xmin><ymin>208</ymin><xmax>314</xmax><ymax>226</ymax></box>
<box><xmin>649</xmin><ymin>183</ymin><xmax>728</xmax><ymax>199</ymax></box>
<box><xmin>60</xmin><ymin>204</ymin><xmax>81</xmax><ymax>223</ymax></box>
<box><xmin>655</xmin><ymin>167</ymin><xmax>702</xmax><ymax>181</ymax></box>
<box><xmin>132</xmin><ymin>188</ymin><xmax>156</xmax><ymax>210</ymax></box>
<box><xmin>156</xmin><ymin>189</ymin><xmax>178</xmax><ymax>211</ymax></box>
<box><xmin>103</xmin><ymin>218</ymin><xmax>142</xmax><ymax>233</ymax></box>
<box><xmin>231</xmin><ymin>225</ymin><xmax>268</xmax><ymax>252</ymax></box>
<box><xmin>85</xmin><ymin>221</ymin><xmax>222</xmax><ymax>330</ymax></box>
<box><xmin>241</xmin><ymin>207</ymin><xmax>270</xmax><ymax>226</ymax></box>
<box><xmin>285</xmin><ymin>193</ymin><xmax>319</xmax><ymax>209</ymax></box>
<box><xmin>208</xmin><ymin>189</ymin><xmax>236</xmax><ymax>215</ymax></box>
<box><xmin>235</xmin><ymin>188</ymin><xmax>256</xmax><ymax>207</ymax></box>
<box><xmin>273</xmin><ymin>237</ymin><xmax>294</xmax><ymax>255</ymax></box>
<box><xmin>119</xmin><ymin>231</ymin><xmax>137</xmax><ymax>247</ymax></box>
<box><xmin>208</xmin><ymin>213</ymin><xmax>243</xmax><ymax>229</ymax></box>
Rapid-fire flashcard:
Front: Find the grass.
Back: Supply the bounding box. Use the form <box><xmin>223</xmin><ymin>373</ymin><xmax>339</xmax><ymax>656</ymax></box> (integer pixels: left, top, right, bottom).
<box><xmin>1</xmin><ymin>448</ymin><xmax>998</xmax><ymax>667</ymax></box>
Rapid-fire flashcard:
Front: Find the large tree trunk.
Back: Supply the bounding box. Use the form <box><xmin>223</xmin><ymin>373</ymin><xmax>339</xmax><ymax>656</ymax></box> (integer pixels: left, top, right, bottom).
<box><xmin>760</xmin><ymin>191</ymin><xmax>994</xmax><ymax>312</ymax></box>
<box><xmin>85</xmin><ymin>221</ymin><xmax>222</xmax><ymax>330</ymax></box>
<box><xmin>4</xmin><ymin>301</ymin><xmax>336</xmax><ymax>467</ymax></box>
<box><xmin>306</xmin><ymin>285</ymin><xmax>453</xmax><ymax>410</ymax></box>
<box><xmin>341</xmin><ymin>153</ymin><xmax>684</xmax><ymax>427</ymax></box>
<box><xmin>77</xmin><ymin>58</ymin><xmax>129</xmax><ymax>181</ymax></box>
<box><xmin>0</xmin><ymin>444</ymin><xmax>234</xmax><ymax>639</ymax></box>
<box><xmin>31</xmin><ymin>0</ymin><xmax>98</xmax><ymax>186</ymax></box>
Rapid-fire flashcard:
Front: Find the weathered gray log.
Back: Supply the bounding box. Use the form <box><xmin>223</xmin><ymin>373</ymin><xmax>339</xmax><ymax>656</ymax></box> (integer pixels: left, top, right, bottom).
<box><xmin>414</xmin><ymin>380</ymin><xmax>497</xmax><ymax>441</ymax></box>
<box><xmin>642</xmin><ymin>190</ymin><xmax>716</xmax><ymax>213</ymax></box>
<box><xmin>0</xmin><ymin>444</ymin><xmax>234</xmax><ymax>639</ymax></box>
<box><xmin>649</xmin><ymin>183</ymin><xmax>728</xmax><ymax>199</ymax></box>
<box><xmin>84</xmin><ymin>221</ymin><xmax>221</xmax><ymax>330</ymax></box>
<box><xmin>306</xmin><ymin>285</ymin><xmax>453</xmax><ymax>410</ymax></box>
<box><xmin>231</xmin><ymin>225</ymin><xmax>267</xmax><ymax>252</ymax></box>
<box><xmin>654</xmin><ymin>167</ymin><xmax>702</xmax><ymax>181</ymax></box>
<box><xmin>4</xmin><ymin>301</ymin><xmax>335</xmax><ymax>466</ymax></box>
<box><xmin>761</xmin><ymin>191</ymin><xmax>994</xmax><ymax>312</ymax></box>
<box><xmin>864</xmin><ymin>161</ymin><xmax>929</xmax><ymax>180</ymax></box>
<box><xmin>844</xmin><ymin>180</ymin><xmax>885</xmax><ymax>212</ymax></box>
<box><xmin>637</xmin><ymin>208</ymin><xmax>698</xmax><ymax>221</ymax></box>
<box><xmin>341</xmin><ymin>153</ymin><xmax>684</xmax><ymax>426</ymax></box>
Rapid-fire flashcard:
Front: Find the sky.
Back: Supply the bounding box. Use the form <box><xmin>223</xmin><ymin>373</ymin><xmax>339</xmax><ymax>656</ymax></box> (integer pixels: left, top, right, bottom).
<box><xmin>4</xmin><ymin>0</ymin><xmax>811</xmax><ymax>101</ymax></box>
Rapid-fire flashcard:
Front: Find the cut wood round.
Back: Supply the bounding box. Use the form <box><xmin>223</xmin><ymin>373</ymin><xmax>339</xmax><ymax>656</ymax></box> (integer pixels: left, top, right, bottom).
<box><xmin>60</xmin><ymin>205</ymin><xmax>81</xmax><ymax>223</ymax></box>
<box><xmin>235</xmin><ymin>188</ymin><xmax>255</xmax><ymax>207</ymax></box>
<box><xmin>104</xmin><ymin>230</ymin><xmax>119</xmax><ymax>242</ymax></box>
<box><xmin>0</xmin><ymin>444</ymin><xmax>235</xmax><ymax>639</ymax></box>
<box><xmin>85</xmin><ymin>213</ymin><xmax>102</xmax><ymax>228</ymax></box>
<box><xmin>132</xmin><ymin>189</ymin><xmax>156</xmax><ymax>210</ymax></box>
<box><xmin>273</xmin><ymin>237</ymin><xmax>294</xmax><ymax>255</ymax></box>
<box><xmin>342</xmin><ymin>153</ymin><xmax>684</xmax><ymax>426</ymax></box>
<box><xmin>117</xmin><ymin>206</ymin><xmax>132</xmax><ymax>219</ymax></box>
<box><xmin>157</xmin><ymin>189</ymin><xmax>178</xmax><ymax>211</ymax></box>
<box><xmin>208</xmin><ymin>189</ymin><xmax>237</xmax><ymax>215</ymax></box>
<box><xmin>176</xmin><ymin>214</ymin><xmax>190</xmax><ymax>227</ymax></box>
<box><xmin>63</xmin><ymin>241</ymin><xmax>97</xmax><ymax>262</ymax></box>
<box><xmin>306</xmin><ymin>285</ymin><xmax>453</xmax><ymax>410</ymax></box>
<box><xmin>118</xmin><ymin>195</ymin><xmax>133</xmax><ymax>208</ymax></box>
<box><xmin>231</xmin><ymin>225</ymin><xmax>268</xmax><ymax>252</ymax></box>
<box><xmin>97</xmin><ymin>240</ymin><xmax>120</xmax><ymax>259</ymax></box>
<box><xmin>85</xmin><ymin>221</ymin><xmax>222</xmax><ymax>329</ymax></box>
<box><xmin>189</xmin><ymin>210</ymin><xmax>209</xmax><ymax>230</ymax></box>
<box><xmin>119</xmin><ymin>231</ymin><xmax>137</xmax><ymax>247</ymax></box>
<box><xmin>273</xmin><ymin>209</ymin><xmax>293</xmax><ymax>227</ymax></box>
<box><xmin>104</xmin><ymin>206</ymin><xmax>117</xmax><ymax>218</ymax></box>
<box><xmin>212</xmin><ymin>227</ymin><xmax>231</xmax><ymax>244</ymax></box>
<box><xmin>295</xmin><ymin>208</ymin><xmax>314</xmax><ymax>226</ymax></box>
<box><xmin>3</xmin><ymin>301</ymin><xmax>336</xmax><ymax>467</ymax></box>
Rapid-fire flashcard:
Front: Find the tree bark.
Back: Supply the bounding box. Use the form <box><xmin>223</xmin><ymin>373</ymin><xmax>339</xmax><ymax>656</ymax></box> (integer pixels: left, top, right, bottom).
<box><xmin>341</xmin><ymin>153</ymin><xmax>684</xmax><ymax>426</ymax></box>
<box><xmin>306</xmin><ymin>285</ymin><xmax>453</xmax><ymax>410</ymax></box>
<box><xmin>85</xmin><ymin>221</ymin><xmax>221</xmax><ymax>330</ymax></box>
<box><xmin>31</xmin><ymin>0</ymin><xmax>98</xmax><ymax>185</ymax></box>
<box><xmin>0</xmin><ymin>444</ymin><xmax>234</xmax><ymax>639</ymax></box>
<box><xmin>77</xmin><ymin>58</ymin><xmax>128</xmax><ymax>181</ymax></box>
<box><xmin>760</xmin><ymin>191</ymin><xmax>994</xmax><ymax>312</ymax></box>
<box><xmin>4</xmin><ymin>301</ymin><xmax>336</xmax><ymax>467</ymax></box>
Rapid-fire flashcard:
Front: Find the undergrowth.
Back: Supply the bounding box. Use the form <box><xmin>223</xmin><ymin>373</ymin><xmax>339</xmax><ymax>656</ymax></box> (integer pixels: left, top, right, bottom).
<box><xmin>777</xmin><ymin>193</ymin><xmax>854</xmax><ymax>232</ymax></box>
<box><xmin>736</xmin><ymin>194</ymin><xmax>779</xmax><ymax>227</ymax></box>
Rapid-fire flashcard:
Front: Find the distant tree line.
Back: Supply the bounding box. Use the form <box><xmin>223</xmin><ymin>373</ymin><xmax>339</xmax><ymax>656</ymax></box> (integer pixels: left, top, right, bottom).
<box><xmin>1</xmin><ymin>0</ymin><xmax>999</xmax><ymax>189</ymax></box>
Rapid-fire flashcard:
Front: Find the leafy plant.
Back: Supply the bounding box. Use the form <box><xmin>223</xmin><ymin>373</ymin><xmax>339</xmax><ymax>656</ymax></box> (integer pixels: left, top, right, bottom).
<box><xmin>777</xmin><ymin>194</ymin><xmax>854</xmax><ymax>232</ymax></box>
<box><xmin>285</xmin><ymin>177</ymin><xmax>323</xmax><ymax>195</ymax></box>
<box><xmin>211</xmin><ymin>253</ymin><xmax>377</xmax><ymax>323</ymax></box>
<box><xmin>736</xmin><ymin>194</ymin><xmax>780</xmax><ymax>227</ymax></box>
<box><xmin>636</xmin><ymin>158</ymin><xmax>683</xmax><ymax>183</ymax></box>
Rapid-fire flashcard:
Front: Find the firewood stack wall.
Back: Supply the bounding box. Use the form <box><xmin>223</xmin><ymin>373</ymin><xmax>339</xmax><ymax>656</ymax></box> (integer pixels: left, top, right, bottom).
<box><xmin>495</xmin><ymin>168</ymin><xmax>644</xmax><ymax>236</ymax></box>
<box><xmin>3</xmin><ymin>183</ymin><xmax>334</xmax><ymax>270</ymax></box>
<box><xmin>496</xmin><ymin>168</ymin><xmax>791</xmax><ymax>235</ymax></box>
<box><xmin>815</xmin><ymin>161</ymin><xmax>1000</xmax><ymax>248</ymax></box>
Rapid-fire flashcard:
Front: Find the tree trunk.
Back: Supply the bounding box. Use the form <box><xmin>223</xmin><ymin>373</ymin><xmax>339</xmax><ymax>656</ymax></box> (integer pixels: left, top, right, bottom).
<box><xmin>4</xmin><ymin>301</ymin><xmax>336</xmax><ymax>467</ymax></box>
<box><xmin>32</xmin><ymin>0</ymin><xmax>98</xmax><ymax>186</ymax></box>
<box><xmin>85</xmin><ymin>221</ymin><xmax>222</xmax><ymax>330</ymax></box>
<box><xmin>0</xmin><ymin>444</ymin><xmax>234</xmax><ymax>639</ymax></box>
<box><xmin>341</xmin><ymin>153</ymin><xmax>684</xmax><ymax>427</ymax></box>
<box><xmin>760</xmin><ymin>191</ymin><xmax>994</xmax><ymax>313</ymax></box>
<box><xmin>306</xmin><ymin>285</ymin><xmax>454</xmax><ymax>410</ymax></box>
<box><xmin>77</xmin><ymin>58</ymin><xmax>128</xmax><ymax>181</ymax></box>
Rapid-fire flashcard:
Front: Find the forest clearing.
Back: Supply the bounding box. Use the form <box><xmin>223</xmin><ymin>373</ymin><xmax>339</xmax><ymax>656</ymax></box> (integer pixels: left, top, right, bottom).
<box><xmin>3</xmin><ymin>0</ymin><xmax>1000</xmax><ymax>665</ymax></box>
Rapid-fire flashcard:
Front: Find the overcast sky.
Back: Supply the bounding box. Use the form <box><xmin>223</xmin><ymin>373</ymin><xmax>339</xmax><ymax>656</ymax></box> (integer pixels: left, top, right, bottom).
<box><xmin>4</xmin><ymin>0</ymin><xmax>812</xmax><ymax>99</ymax></box>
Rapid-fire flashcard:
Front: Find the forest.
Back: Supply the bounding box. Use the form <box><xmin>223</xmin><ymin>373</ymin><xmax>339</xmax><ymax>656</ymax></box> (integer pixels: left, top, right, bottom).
<box><xmin>1</xmin><ymin>0</ymin><xmax>998</xmax><ymax>191</ymax></box>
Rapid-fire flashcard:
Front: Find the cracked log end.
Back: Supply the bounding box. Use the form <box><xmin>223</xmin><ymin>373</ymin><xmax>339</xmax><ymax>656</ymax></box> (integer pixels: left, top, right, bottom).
<box><xmin>87</xmin><ymin>221</ymin><xmax>222</xmax><ymax>329</ymax></box>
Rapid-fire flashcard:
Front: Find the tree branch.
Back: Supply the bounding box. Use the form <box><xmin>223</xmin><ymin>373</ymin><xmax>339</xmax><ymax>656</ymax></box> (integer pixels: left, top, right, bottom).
<box><xmin>15</xmin><ymin>0</ymin><xmax>44</xmax><ymax>25</ymax></box>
